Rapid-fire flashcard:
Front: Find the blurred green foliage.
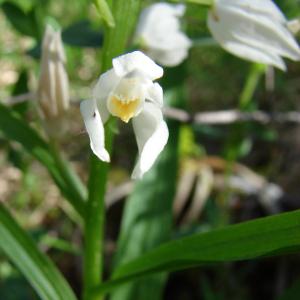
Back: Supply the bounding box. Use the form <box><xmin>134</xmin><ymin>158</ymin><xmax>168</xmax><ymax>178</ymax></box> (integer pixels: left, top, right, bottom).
<box><xmin>0</xmin><ymin>0</ymin><xmax>300</xmax><ymax>300</ymax></box>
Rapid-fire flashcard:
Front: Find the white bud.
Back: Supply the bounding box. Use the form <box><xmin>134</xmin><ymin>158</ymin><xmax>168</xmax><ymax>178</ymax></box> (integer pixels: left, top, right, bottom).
<box><xmin>37</xmin><ymin>25</ymin><xmax>69</xmax><ymax>121</ymax></box>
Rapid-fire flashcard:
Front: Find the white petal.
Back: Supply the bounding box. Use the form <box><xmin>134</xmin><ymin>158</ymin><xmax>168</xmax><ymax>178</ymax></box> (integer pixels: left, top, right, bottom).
<box><xmin>147</xmin><ymin>46</ymin><xmax>190</xmax><ymax>67</ymax></box>
<box><xmin>112</xmin><ymin>51</ymin><xmax>163</xmax><ymax>80</ymax></box>
<box><xmin>93</xmin><ymin>69</ymin><xmax>120</xmax><ymax>123</ymax></box>
<box><xmin>224</xmin><ymin>41</ymin><xmax>286</xmax><ymax>71</ymax></box>
<box><xmin>224</xmin><ymin>6</ymin><xmax>300</xmax><ymax>60</ymax></box>
<box><xmin>146</xmin><ymin>82</ymin><xmax>163</xmax><ymax>107</ymax></box>
<box><xmin>135</xmin><ymin>2</ymin><xmax>191</xmax><ymax>67</ymax></box>
<box><xmin>80</xmin><ymin>99</ymin><xmax>110</xmax><ymax>162</ymax></box>
<box><xmin>217</xmin><ymin>0</ymin><xmax>286</xmax><ymax>23</ymax></box>
<box><xmin>136</xmin><ymin>3</ymin><xmax>185</xmax><ymax>39</ymax></box>
<box><xmin>132</xmin><ymin>102</ymin><xmax>168</xmax><ymax>179</ymax></box>
<box><xmin>207</xmin><ymin>2</ymin><xmax>300</xmax><ymax>69</ymax></box>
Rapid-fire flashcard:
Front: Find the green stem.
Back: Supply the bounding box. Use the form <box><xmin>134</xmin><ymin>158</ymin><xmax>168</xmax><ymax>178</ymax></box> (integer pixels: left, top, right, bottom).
<box><xmin>93</xmin><ymin>0</ymin><xmax>115</xmax><ymax>28</ymax></box>
<box><xmin>220</xmin><ymin>63</ymin><xmax>266</xmax><ymax>225</ymax></box>
<box><xmin>83</xmin><ymin>121</ymin><xmax>114</xmax><ymax>300</ymax></box>
<box><xmin>192</xmin><ymin>37</ymin><xmax>217</xmax><ymax>48</ymax></box>
<box><xmin>83</xmin><ymin>0</ymin><xmax>141</xmax><ymax>299</ymax></box>
<box><xmin>239</xmin><ymin>63</ymin><xmax>266</xmax><ymax>110</ymax></box>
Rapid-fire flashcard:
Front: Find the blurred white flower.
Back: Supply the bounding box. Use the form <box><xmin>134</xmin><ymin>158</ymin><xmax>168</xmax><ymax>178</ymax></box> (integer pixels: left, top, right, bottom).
<box><xmin>207</xmin><ymin>0</ymin><xmax>300</xmax><ymax>70</ymax></box>
<box><xmin>37</xmin><ymin>25</ymin><xmax>69</xmax><ymax>120</ymax></box>
<box><xmin>287</xmin><ymin>19</ymin><xmax>300</xmax><ymax>35</ymax></box>
<box><xmin>80</xmin><ymin>51</ymin><xmax>168</xmax><ymax>179</ymax></box>
<box><xmin>135</xmin><ymin>2</ymin><xmax>192</xmax><ymax>67</ymax></box>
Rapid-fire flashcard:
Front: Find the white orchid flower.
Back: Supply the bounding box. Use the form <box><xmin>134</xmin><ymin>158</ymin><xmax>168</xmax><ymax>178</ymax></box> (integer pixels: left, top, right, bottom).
<box><xmin>80</xmin><ymin>51</ymin><xmax>169</xmax><ymax>179</ymax></box>
<box><xmin>37</xmin><ymin>25</ymin><xmax>69</xmax><ymax>120</ymax></box>
<box><xmin>207</xmin><ymin>0</ymin><xmax>300</xmax><ymax>71</ymax></box>
<box><xmin>135</xmin><ymin>2</ymin><xmax>192</xmax><ymax>67</ymax></box>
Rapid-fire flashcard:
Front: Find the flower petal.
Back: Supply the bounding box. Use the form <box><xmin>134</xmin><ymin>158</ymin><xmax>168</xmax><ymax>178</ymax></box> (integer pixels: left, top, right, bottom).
<box><xmin>217</xmin><ymin>0</ymin><xmax>286</xmax><ymax>23</ymax></box>
<box><xmin>80</xmin><ymin>99</ymin><xmax>110</xmax><ymax>162</ymax></box>
<box><xmin>136</xmin><ymin>3</ymin><xmax>186</xmax><ymax>39</ymax></box>
<box><xmin>112</xmin><ymin>51</ymin><xmax>163</xmax><ymax>80</ymax></box>
<box><xmin>208</xmin><ymin>0</ymin><xmax>300</xmax><ymax>69</ymax></box>
<box><xmin>227</xmin><ymin>6</ymin><xmax>300</xmax><ymax>60</ymax></box>
<box><xmin>147</xmin><ymin>46</ymin><xmax>190</xmax><ymax>67</ymax></box>
<box><xmin>93</xmin><ymin>69</ymin><xmax>120</xmax><ymax>123</ymax></box>
<box><xmin>132</xmin><ymin>102</ymin><xmax>168</xmax><ymax>179</ymax></box>
<box><xmin>145</xmin><ymin>82</ymin><xmax>163</xmax><ymax>107</ymax></box>
<box><xmin>225</xmin><ymin>40</ymin><xmax>286</xmax><ymax>71</ymax></box>
<box><xmin>135</xmin><ymin>3</ymin><xmax>191</xmax><ymax>67</ymax></box>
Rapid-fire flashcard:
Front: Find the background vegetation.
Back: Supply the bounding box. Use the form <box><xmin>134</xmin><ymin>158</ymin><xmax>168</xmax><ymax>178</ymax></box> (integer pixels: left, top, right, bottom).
<box><xmin>0</xmin><ymin>0</ymin><xmax>300</xmax><ymax>299</ymax></box>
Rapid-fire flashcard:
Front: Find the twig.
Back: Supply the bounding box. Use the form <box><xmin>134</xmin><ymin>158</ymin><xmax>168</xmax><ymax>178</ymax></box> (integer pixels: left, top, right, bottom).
<box><xmin>3</xmin><ymin>92</ymin><xmax>300</xmax><ymax>125</ymax></box>
<box><xmin>3</xmin><ymin>92</ymin><xmax>35</xmax><ymax>105</ymax></box>
<box><xmin>163</xmin><ymin>107</ymin><xmax>300</xmax><ymax>125</ymax></box>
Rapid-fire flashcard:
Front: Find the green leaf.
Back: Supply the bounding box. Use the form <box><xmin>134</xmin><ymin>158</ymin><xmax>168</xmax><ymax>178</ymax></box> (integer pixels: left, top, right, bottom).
<box><xmin>0</xmin><ymin>204</ymin><xmax>77</xmax><ymax>300</ymax></box>
<box><xmin>0</xmin><ymin>102</ymin><xmax>85</xmax><ymax>217</ymax></box>
<box><xmin>2</xmin><ymin>2</ymin><xmax>40</xmax><ymax>38</ymax></box>
<box><xmin>111</xmin><ymin>89</ymin><xmax>182</xmax><ymax>300</ymax></box>
<box><xmin>62</xmin><ymin>20</ymin><xmax>103</xmax><ymax>47</ymax></box>
<box><xmin>93</xmin><ymin>210</ymin><xmax>300</xmax><ymax>296</ymax></box>
<box><xmin>7</xmin><ymin>0</ymin><xmax>34</xmax><ymax>12</ymax></box>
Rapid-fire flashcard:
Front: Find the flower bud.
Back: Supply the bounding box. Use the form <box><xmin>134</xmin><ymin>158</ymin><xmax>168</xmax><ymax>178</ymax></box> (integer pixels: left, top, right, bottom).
<box><xmin>37</xmin><ymin>25</ymin><xmax>69</xmax><ymax>125</ymax></box>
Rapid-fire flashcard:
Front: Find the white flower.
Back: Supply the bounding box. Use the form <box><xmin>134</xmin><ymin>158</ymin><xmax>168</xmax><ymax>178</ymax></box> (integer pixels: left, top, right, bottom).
<box><xmin>37</xmin><ymin>25</ymin><xmax>69</xmax><ymax>119</ymax></box>
<box><xmin>135</xmin><ymin>2</ymin><xmax>192</xmax><ymax>67</ymax></box>
<box><xmin>287</xmin><ymin>19</ymin><xmax>300</xmax><ymax>35</ymax></box>
<box><xmin>207</xmin><ymin>0</ymin><xmax>300</xmax><ymax>71</ymax></box>
<box><xmin>80</xmin><ymin>51</ymin><xmax>169</xmax><ymax>179</ymax></box>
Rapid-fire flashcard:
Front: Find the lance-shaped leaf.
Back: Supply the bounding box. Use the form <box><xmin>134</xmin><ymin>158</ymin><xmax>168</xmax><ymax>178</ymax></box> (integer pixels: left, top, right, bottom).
<box><xmin>0</xmin><ymin>204</ymin><xmax>77</xmax><ymax>300</ymax></box>
<box><xmin>92</xmin><ymin>209</ymin><xmax>300</xmax><ymax>296</ymax></box>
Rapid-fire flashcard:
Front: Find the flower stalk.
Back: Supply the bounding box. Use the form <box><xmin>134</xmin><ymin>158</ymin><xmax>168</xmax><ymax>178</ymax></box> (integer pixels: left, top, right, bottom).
<box><xmin>83</xmin><ymin>0</ymin><xmax>141</xmax><ymax>299</ymax></box>
<box><xmin>239</xmin><ymin>64</ymin><xmax>266</xmax><ymax>110</ymax></box>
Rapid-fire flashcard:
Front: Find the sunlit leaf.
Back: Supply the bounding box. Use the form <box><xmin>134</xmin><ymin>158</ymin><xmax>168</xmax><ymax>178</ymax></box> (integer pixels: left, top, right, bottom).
<box><xmin>0</xmin><ymin>204</ymin><xmax>77</xmax><ymax>300</ymax></box>
<box><xmin>92</xmin><ymin>209</ymin><xmax>300</xmax><ymax>296</ymax></box>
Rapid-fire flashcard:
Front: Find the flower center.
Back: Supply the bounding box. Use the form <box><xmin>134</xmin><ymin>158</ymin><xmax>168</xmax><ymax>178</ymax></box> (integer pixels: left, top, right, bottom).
<box><xmin>107</xmin><ymin>77</ymin><xmax>144</xmax><ymax>123</ymax></box>
<box><xmin>109</xmin><ymin>95</ymin><xmax>141</xmax><ymax>123</ymax></box>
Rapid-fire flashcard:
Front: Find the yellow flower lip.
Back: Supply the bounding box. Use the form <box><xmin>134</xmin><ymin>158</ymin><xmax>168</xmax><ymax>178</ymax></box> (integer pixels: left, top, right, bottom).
<box><xmin>109</xmin><ymin>95</ymin><xmax>140</xmax><ymax>123</ymax></box>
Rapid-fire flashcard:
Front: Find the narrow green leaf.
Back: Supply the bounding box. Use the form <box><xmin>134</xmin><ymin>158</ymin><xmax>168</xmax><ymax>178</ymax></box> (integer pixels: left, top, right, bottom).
<box><xmin>0</xmin><ymin>204</ymin><xmax>77</xmax><ymax>300</ymax></box>
<box><xmin>0</xmin><ymin>103</ymin><xmax>85</xmax><ymax>217</ymax></box>
<box><xmin>93</xmin><ymin>210</ymin><xmax>300</xmax><ymax>296</ymax></box>
<box><xmin>93</xmin><ymin>0</ymin><xmax>115</xmax><ymax>28</ymax></box>
<box><xmin>111</xmin><ymin>87</ymin><xmax>183</xmax><ymax>300</ymax></box>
